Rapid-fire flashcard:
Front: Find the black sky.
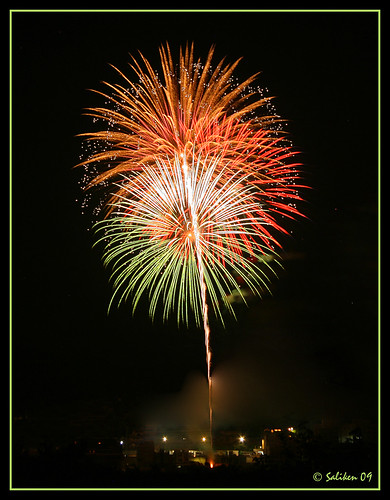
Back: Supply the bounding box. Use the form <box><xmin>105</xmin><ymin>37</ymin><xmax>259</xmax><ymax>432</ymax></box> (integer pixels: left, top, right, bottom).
<box><xmin>11</xmin><ymin>10</ymin><xmax>379</xmax><ymax>438</ymax></box>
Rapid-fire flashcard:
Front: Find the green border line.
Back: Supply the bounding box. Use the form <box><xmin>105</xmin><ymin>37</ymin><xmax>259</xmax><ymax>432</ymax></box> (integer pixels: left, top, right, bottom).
<box><xmin>9</xmin><ymin>8</ymin><xmax>381</xmax><ymax>492</ymax></box>
<box><xmin>9</xmin><ymin>8</ymin><xmax>13</xmax><ymax>493</ymax></box>
<box><xmin>9</xmin><ymin>8</ymin><xmax>380</xmax><ymax>13</ymax></box>
<box><xmin>377</xmin><ymin>9</ymin><xmax>381</xmax><ymax>493</ymax></box>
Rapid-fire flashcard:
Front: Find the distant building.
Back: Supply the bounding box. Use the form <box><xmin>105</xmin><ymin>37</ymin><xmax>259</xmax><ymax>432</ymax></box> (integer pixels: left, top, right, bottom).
<box><xmin>136</xmin><ymin>441</ymin><xmax>155</xmax><ymax>471</ymax></box>
<box><xmin>83</xmin><ymin>438</ymin><xmax>123</xmax><ymax>469</ymax></box>
<box><xmin>174</xmin><ymin>450</ymin><xmax>190</xmax><ymax>467</ymax></box>
<box><xmin>262</xmin><ymin>427</ymin><xmax>299</xmax><ymax>463</ymax></box>
<box><xmin>119</xmin><ymin>425</ymin><xmax>319</xmax><ymax>470</ymax></box>
<box><xmin>338</xmin><ymin>419</ymin><xmax>377</xmax><ymax>445</ymax></box>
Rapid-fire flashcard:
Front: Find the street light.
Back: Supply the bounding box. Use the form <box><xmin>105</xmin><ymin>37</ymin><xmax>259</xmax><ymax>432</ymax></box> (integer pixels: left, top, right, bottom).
<box><xmin>162</xmin><ymin>436</ymin><xmax>167</xmax><ymax>442</ymax></box>
<box><xmin>239</xmin><ymin>435</ymin><xmax>245</xmax><ymax>443</ymax></box>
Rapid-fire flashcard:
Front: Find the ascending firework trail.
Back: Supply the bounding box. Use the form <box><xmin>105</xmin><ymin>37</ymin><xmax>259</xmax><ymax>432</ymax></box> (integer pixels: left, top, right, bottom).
<box><xmin>77</xmin><ymin>42</ymin><xmax>306</xmax><ymax>451</ymax></box>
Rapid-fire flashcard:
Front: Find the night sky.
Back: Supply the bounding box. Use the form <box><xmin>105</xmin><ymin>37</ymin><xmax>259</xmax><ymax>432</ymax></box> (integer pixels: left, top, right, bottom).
<box><xmin>11</xmin><ymin>11</ymin><xmax>379</xmax><ymax>442</ymax></box>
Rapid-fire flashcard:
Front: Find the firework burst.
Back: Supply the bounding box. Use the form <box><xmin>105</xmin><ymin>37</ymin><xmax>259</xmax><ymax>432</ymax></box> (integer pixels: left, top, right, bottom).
<box><xmin>77</xmin><ymin>42</ymin><xmax>306</xmax><ymax>448</ymax></box>
<box><xmin>93</xmin><ymin>152</ymin><xmax>279</xmax><ymax>327</ymax></box>
<box><xmin>78</xmin><ymin>42</ymin><xmax>303</xmax><ymax>225</ymax></box>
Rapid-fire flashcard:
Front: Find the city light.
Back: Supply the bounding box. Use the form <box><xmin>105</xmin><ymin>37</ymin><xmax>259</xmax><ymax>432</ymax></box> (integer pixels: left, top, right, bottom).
<box><xmin>201</xmin><ymin>436</ymin><xmax>207</xmax><ymax>442</ymax></box>
<box><xmin>162</xmin><ymin>436</ymin><xmax>167</xmax><ymax>442</ymax></box>
<box><xmin>239</xmin><ymin>436</ymin><xmax>245</xmax><ymax>443</ymax></box>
